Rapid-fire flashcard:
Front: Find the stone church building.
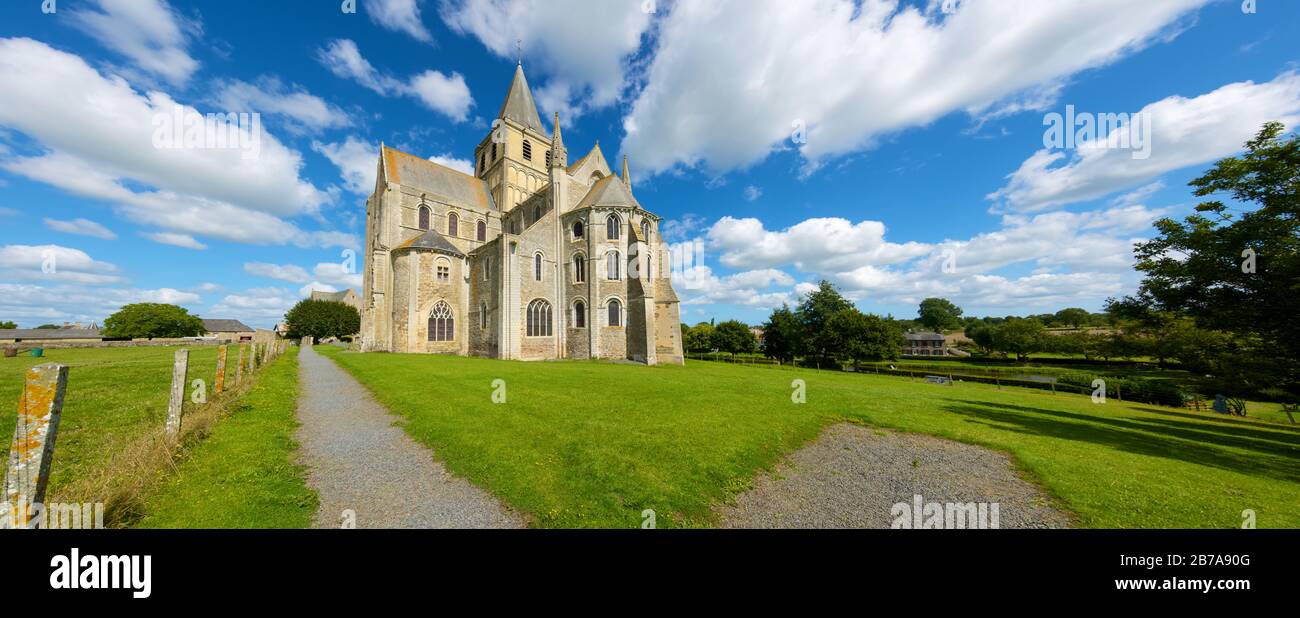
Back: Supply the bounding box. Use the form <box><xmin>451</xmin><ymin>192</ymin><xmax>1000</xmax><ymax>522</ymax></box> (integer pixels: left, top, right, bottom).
<box><xmin>360</xmin><ymin>63</ymin><xmax>684</xmax><ymax>364</ymax></box>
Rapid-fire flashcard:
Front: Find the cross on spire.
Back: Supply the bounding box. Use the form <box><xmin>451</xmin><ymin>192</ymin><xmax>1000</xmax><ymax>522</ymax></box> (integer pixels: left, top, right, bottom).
<box><xmin>515</xmin><ymin>39</ymin><xmax>522</xmax><ymax>66</ymax></box>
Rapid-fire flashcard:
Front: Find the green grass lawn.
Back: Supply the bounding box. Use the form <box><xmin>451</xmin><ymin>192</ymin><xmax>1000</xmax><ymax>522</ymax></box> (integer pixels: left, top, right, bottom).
<box><xmin>0</xmin><ymin>345</ymin><xmax>226</xmax><ymax>499</ymax></box>
<box><xmin>318</xmin><ymin>347</ymin><xmax>1300</xmax><ymax>529</ymax></box>
<box><xmin>137</xmin><ymin>347</ymin><xmax>317</xmax><ymax>528</ymax></box>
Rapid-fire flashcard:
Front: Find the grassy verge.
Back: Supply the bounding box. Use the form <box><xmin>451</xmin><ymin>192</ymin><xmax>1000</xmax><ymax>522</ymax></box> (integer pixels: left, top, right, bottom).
<box><xmin>1</xmin><ymin>346</ymin><xmax>223</xmax><ymax>499</ymax></box>
<box><xmin>136</xmin><ymin>347</ymin><xmax>316</xmax><ymax>528</ymax></box>
<box><xmin>318</xmin><ymin>346</ymin><xmax>1300</xmax><ymax>529</ymax></box>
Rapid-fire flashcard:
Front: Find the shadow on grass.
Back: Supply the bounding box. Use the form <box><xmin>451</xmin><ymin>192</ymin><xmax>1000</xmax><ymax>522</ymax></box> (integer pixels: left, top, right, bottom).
<box><xmin>1132</xmin><ymin>406</ymin><xmax>1300</xmax><ymax>434</ymax></box>
<box><xmin>943</xmin><ymin>401</ymin><xmax>1300</xmax><ymax>484</ymax></box>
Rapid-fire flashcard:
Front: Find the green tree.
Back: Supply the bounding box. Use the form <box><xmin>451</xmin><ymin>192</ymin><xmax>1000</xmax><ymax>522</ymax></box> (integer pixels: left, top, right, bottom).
<box><xmin>284</xmin><ymin>299</ymin><xmax>360</xmax><ymax>341</ymax></box>
<box><xmin>101</xmin><ymin>303</ymin><xmax>205</xmax><ymax>339</ymax></box>
<box><xmin>1054</xmin><ymin>308</ymin><xmax>1091</xmax><ymax>329</ymax></box>
<box><xmin>964</xmin><ymin>322</ymin><xmax>997</xmax><ymax>355</ymax></box>
<box><xmin>917</xmin><ymin>297</ymin><xmax>963</xmax><ymax>332</ymax></box>
<box><xmin>1113</xmin><ymin>122</ymin><xmax>1300</xmax><ymax>397</ymax></box>
<box><xmin>796</xmin><ymin>280</ymin><xmax>854</xmax><ymax>366</ymax></box>
<box><xmin>0</xmin><ymin>320</ymin><xmax>16</xmax><ymax>329</ymax></box>
<box><xmin>827</xmin><ymin>309</ymin><xmax>903</xmax><ymax>366</ymax></box>
<box><xmin>683</xmin><ymin>322</ymin><xmax>714</xmax><ymax>353</ymax></box>
<box><xmin>35</xmin><ymin>324</ymin><xmax>59</xmax><ymax>329</ymax></box>
<box><xmin>760</xmin><ymin>304</ymin><xmax>801</xmax><ymax>363</ymax></box>
<box><xmin>992</xmin><ymin>318</ymin><xmax>1046</xmax><ymax>361</ymax></box>
<box><xmin>711</xmin><ymin>320</ymin><xmax>757</xmax><ymax>358</ymax></box>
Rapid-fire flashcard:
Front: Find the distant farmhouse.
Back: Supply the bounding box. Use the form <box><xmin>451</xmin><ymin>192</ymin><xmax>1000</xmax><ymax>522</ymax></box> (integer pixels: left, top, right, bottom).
<box><xmin>903</xmin><ymin>332</ymin><xmax>969</xmax><ymax>357</ymax></box>
<box><xmin>310</xmin><ymin>288</ymin><xmax>362</xmax><ymax>314</ymax></box>
<box><xmin>200</xmin><ymin>319</ymin><xmax>255</xmax><ymax>343</ymax></box>
<box><xmin>0</xmin><ymin>325</ymin><xmax>103</xmax><ymax>345</ymax></box>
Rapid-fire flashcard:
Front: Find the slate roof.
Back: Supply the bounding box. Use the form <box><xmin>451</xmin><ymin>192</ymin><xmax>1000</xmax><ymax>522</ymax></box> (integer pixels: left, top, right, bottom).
<box><xmin>497</xmin><ymin>64</ymin><xmax>546</xmax><ymax>134</ymax></box>
<box><xmin>382</xmin><ymin>146</ymin><xmax>497</xmax><ymax>211</ymax></box>
<box><xmin>0</xmin><ymin>328</ymin><xmax>102</xmax><ymax>340</ymax></box>
<box><xmin>201</xmin><ymin>319</ymin><xmax>254</xmax><ymax>333</ymax></box>
<box><xmin>905</xmin><ymin>332</ymin><xmax>947</xmax><ymax>341</ymax></box>
<box><xmin>575</xmin><ymin>174</ymin><xmax>640</xmax><ymax>210</ymax></box>
<box><xmin>393</xmin><ymin>229</ymin><xmax>466</xmax><ymax>258</ymax></box>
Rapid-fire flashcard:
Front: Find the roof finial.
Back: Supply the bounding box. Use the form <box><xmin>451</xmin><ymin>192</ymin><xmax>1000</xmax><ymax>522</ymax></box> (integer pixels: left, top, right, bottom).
<box><xmin>622</xmin><ymin>154</ymin><xmax>631</xmax><ymax>190</ymax></box>
<box><xmin>515</xmin><ymin>39</ymin><xmax>522</xmax><ymax>66</ymax></box>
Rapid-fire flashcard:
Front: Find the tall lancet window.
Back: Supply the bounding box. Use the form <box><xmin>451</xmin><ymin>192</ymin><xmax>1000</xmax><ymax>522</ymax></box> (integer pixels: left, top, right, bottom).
<box><xmin>606</xmin><ymin>251</ymin><xmax>621</xmax><ymax>280</ymax></box>
<box><xmin>534</xmin><ymin>252</ymin><xmax>544</xmax><ymax>281</ymax></box>
<box><xmin>607</xmin><ymin>299</ymin><xmax>622</xmax><ymax>327</ymax></box>
<box><xmin>527</xmin><ymin>300</ymin><xmax>553</xmax><ymax>337</ymax></box>
<box><xmin>448</xmin><ymin>212</ymin><xmax>459</xmax><ymax>237</ymax></box>
<box><xmin>418</xmin><ymin>205</ymin><xmax>430</xmax><ymax>230</ymax></box>
<box><xmin>606</xmin><ymin>214</ymin><xmax>620</xmax><ymax>240</ymax></box>
<box><xmin>477</xmin><ymin>219</ymin><xmax>487</xmax><ymax>241</ymax></box>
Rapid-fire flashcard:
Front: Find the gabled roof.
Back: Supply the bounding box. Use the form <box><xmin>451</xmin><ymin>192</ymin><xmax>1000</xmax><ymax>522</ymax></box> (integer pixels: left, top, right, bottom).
<box><xmin>382</xmin><ymin>146</ymin><xmax>497</xmax><ymax>211</ymax></box>
<box><xmin>567</xmin><ymin>142</ymin><xmax>611</xmax><ymax>176</ymax></box>
<box><xmin>0</xmin><ymin>328</ymin><xmax>102</xmax><ymax>340</ymax></box>
<box><xmin>497</xmin><ymin>64</ymin><xmax>546</xmax><ymax>134</ymax></box>
<box><xmin>202</xmin><ymin>319</ymin><xmax>253</xmax><ymax>333</ymax></box>
<box><xmin>905</xmin><ymin>332</ymin><xmax>946</xmax><ymax>341</ymax></box>
<box><xmin>393</xmin><ymin>229</ymin><xmax>466</xmax><ymax>258</ymax></box>
<box><xmin>575</xmin><ymin>174</ymin><xmax>640</xmax><ymax>210</ymax></box>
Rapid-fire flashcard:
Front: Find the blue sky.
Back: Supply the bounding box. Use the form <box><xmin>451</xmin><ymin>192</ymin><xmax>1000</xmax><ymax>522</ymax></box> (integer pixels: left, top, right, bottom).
<box><xmin>1</xmin><ymin>0</ymin><xmax>1298</xmax><ymax>329</ymax></box>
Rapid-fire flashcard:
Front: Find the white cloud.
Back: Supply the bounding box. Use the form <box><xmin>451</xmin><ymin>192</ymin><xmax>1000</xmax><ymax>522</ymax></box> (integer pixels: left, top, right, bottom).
<box><xmin>675</xmin><ymin>265</ymin><xmax>796</xmax><ymax>308</ymax></box>
<box><xmin>312</xmin><ymin>262</ymin><xmax>363</xmax><ymax>289</ymax></box>
<box><xmin>210</xmin><ymin>286</ymin><xmax>298</xmax><ymax>325</ymax></box>
<box><xmin>988</xmin><ymin>73</ymin><xmax>1300</xmax><ymax>212</ymax></box>
<box><xmin>708</xmin><ymin>216</ymin><xmax>932</xmax><ymax>272</ymax></box>
<box><xmin>67</xmin><ymin>0</ymin><xmax>200</xmax><ymax>86</ymax></box>
<box><xmin>43</xmin><ymin>217</ymin><xmax>117</xmax><ymax>240</ymax></box>
<box><xmin>0</xmin><ymin>282</ymin><xmax>200</xmax><ymax>326</ymax></box>
<box><xmin>245</xmin><ymin>262</ymin><xmax>311</xmax><ymax>283</ymax></box>
<box><xmin>313</xmin><ymin>136</ymin><xmax>378</xmax><ymax>194</ymax></box>
<box><xmin>622</xmin><ymin>0</ymin><xmax>1208</xmax><ymax>175</ymax></box>
<box><xmin>742</xmin><ymin>186</ymin><xmax>762</xmax><ymax>202</ymax></box>
<box><xmin>142</xmin><ymin>231</ymin><xmax>207</xmax><ymax>250</ymax></box>
<box><xmin>368</xmin><ymin>0</ymin><xmax>434</xmax><ymax>43</ymax></box>
<box><xmin>245</xmin><ymin>261</ymin><xmax>361</xmax><ymax>291</ymax></box>
<box><xmin>318</xmin><ymin>39</ymin><xmax>473</xmax><ymax>121</ymax></box>
<box><xmin>0</xmin><ymin>38</ymin><xmax>351</xmax><ymax>250</ymax></box>
<box><xmin>429</xmin><ymin>153</ymin><xmax>474</xmax><ymax>175</ymax></box>
<box><xmin>441</xmin><ymin>0</ymin><xmax>652</xmax><ymax>118</ymax></box>
<box><xmin>0</xmin><ymin>244</ymin><xmax>122</xmax><ymax>285</ymax></box>
<box><xmin>215</xmin><ymin>77</ymin><xmax>351</xmax><ymax>134</ymax></box>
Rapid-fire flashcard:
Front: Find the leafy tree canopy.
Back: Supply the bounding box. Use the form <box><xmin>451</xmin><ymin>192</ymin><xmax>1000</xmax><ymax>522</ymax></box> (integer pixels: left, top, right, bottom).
<box><xmin>102</xmin><ymin>303</ymin><xmax>205</xmax><ymax>339</ymax></box>
<box><xmin>917</xmin><ymin>297</ymin><xmax>963</xmax><ymax>332</ymax></box>
<box><xmin>284</xmin><ymin>299</ymin><xmax>360</xmax><ymax>341</ymax></box>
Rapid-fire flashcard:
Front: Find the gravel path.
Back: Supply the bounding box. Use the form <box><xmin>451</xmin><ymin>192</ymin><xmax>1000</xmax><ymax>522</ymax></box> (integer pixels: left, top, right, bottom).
<box><xmin>295</xmin><ymin>345</ymin><xmax>523</xmax><ymax>529</ymax></box>
<box><xmin>717</xmin><ymin>424</ymin><xmax>1071</xmax><ymax>529</ymax></box>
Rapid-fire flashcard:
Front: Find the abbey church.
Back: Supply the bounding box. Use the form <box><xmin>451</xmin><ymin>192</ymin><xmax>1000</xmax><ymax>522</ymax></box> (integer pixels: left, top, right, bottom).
<box><xmin>360</xmin><ymin>63</ymin><xmax>684</xmax><ymax>364</ymax></box>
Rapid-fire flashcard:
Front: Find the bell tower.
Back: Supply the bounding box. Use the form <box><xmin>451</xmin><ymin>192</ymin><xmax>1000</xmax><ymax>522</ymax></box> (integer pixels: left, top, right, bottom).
<box><xmin>474</xmin><ymin>62</ymin><xmax>552</xmax><ymax>212</ymax></box>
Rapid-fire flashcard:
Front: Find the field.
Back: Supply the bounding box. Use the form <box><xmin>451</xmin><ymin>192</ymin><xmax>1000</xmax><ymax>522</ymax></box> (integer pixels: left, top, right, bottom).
<box><xmin>137</xmin><ymin>348</ymin><xmax>317</xmax><ymax>528</ymax></box>
<box><xmin>1</xmin><ymin>346</ymin><xmax>224</xmax><ymax>500</ymax></box>
<box><xmin>318</xmin><ymin>347</ymin><xmax>1300</xmax><ymax>529</ymax></box>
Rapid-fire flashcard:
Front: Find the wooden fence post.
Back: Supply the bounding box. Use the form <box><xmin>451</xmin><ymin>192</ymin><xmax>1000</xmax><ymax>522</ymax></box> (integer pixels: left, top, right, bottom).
<box><xmin>234</xmin><ymin>344</ymin><xmax>245</xmax><ymax>386</ymax></box>
<box><xmin>214</xmin><ymin>345</ymin><xmax>228</xmax><ymax>394</ymax></box>
<box><xmin>3</xmin><ymin>363</ymin><xmax>69</xmax><ymax>529</ymax></box>
<box><xmin>165</xmin><ymin>349</ymin><xmax>188</xmax><ymax>439</ymax></box>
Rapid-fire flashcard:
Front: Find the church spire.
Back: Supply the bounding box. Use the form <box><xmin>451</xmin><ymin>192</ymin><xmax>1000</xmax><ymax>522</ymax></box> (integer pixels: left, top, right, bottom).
<box><xmin>550</xmin><ymin>112</ymin><xmax>567</xmax><ymax>169</ymax></box>
<box><xmin>497</xmin><ymin>63</ymin><xmax>545</xmax><ymax>133</ymax></box>
<box><xmin>622</xmin><ymin>155</ymin><xmax>631</xmax><ymax>190</ymax></box>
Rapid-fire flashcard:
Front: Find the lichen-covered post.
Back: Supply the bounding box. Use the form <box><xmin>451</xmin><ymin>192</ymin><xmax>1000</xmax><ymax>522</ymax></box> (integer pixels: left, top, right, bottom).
<box><xmin>234</xmin><ymin>344</ymin><xmax>245</xmax><ymax>386</ymax></box>
<box><xmin>165</xmin><ymin>349</ymin><xmax>189</xmax><ymax>439</ymax></box>
<box><xmin>214</xmin><ymin>345</ymin><xmax>228</xmax><ymax>394</ymax></box>
<box><xmin>3</xmin><ymin>363</ymin><xmax>69</xmax><ymax>529</ymax></box>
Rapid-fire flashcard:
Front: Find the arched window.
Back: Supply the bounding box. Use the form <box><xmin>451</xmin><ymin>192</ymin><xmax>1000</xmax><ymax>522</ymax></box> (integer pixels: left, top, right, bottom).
<box><xmin>526</xmin><ymin>299</ymin><xmax>552</xmax><ymax>337</ymax></box>
<box><xmin>545</xmin><ymin>150</ymin><xmax>552</xmax><ymax>167</ymax></box>
<box><xmin>606</xmin><ymin>251</ymin><xmax>620</xmax><ymax>280</ymax></box>
<box><xmin>490</xmin><ymin>143</ymin><xmax>497</xmax><ymax>160</ymax></box>
<box><xmin>573</xmin><ymin>253</ymin><xmax>585</xmax><ymax>283</ymax></box>
<box><xmin>522</xmin><ymin>140</ymin><xmax>532</xmax><ymax>161</ymax></box>
<box><xmin>435</xmin><ymin>258</ymin><xmax>450</xmax><ymax>282</ymax></box>
<box><xmin>574</xmin><ymin>300</ymin><xmax>586</xmax><ymax>328</ymax></box>
<box><xmin>448</xmin><ymin>212</ymin><xmax>458</xmax><ymax>237</ymax></box>
<box><xmin>534</xmin><ymin>252</ymin><xmax>544</xmax><ymax>281</ymax></box>
<box><xmin>479</xmin><ymin>302</ymin><xmax>488</xmax><ymax>329</ymax></box>
<box><xmin>572</xmin><ymin>220</ymin><xmax>584</xmax><ymax>238</ymax></box>
<box><xmin>477</xmin><ymin>219</ymin><xmax>487</xmax><ymax>241</ymax></box>
<box><xmin>428</xmin><ymin>301</ymin><xmax>454</xmax><ymax>341</ymax></box>
<box><xmin>483</xmin><ymin>257</ymin><xmax>491</xmax><ymax>281</ymax></box>
<box><xmin>607</xmin><ymin>299</ymin><xmax>622</xmax><ymax>327</ymax></box>
<box><xmin>641</xmin><ymin>220</ymin><xmax>650</xmax><ymax>240</ymax></box>
<box><xmin>606</xmin><ymin>214</ymin><xmax>620</xmax><ymax>240</ymax></box>
<box><xmin>418</xmin><ymin>205</ymin><xmax>430</xmax><ymax>230</ymax></box>
<box><xmin>533</xmin><ymin>202</ymin><xmax>542</xmax><ymax>222</ymax></box>
<box><xmin>590</xmin><ymin>170</ymin><xmax>604</xmax><ymax>183</ymax></box>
